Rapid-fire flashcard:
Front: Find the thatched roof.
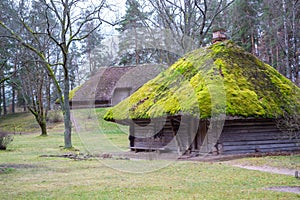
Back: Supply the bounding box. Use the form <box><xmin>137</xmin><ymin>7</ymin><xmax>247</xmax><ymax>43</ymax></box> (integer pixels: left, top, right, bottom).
<box><xmin>71</xmin><ymin>65</ymin><xmax>166</xmax><ymax>107</ymax></box>
<box><xmin>104</xmin><ymin>41</ymin><xmax>300</xmax><ymax>121</ymax></box>
<box><xmin>71</xmin><ymin>67</ymin><xmax>133</xmax><ymax>104</ymax></box>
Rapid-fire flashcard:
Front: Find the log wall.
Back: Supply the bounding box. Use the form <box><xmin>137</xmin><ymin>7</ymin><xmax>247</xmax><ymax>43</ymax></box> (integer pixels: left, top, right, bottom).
<box><xmin>129</xmin><ymin>117</ymin><xmax>300</xmax><ymax>155</ymax></box>
<box><xmin>131</xmin><ymin>117</ymin><xmax>181</xmax><ymax>151</ymax></box>
<box><xmin>218</xmin><ymin>119</ymin><xmax>300</xmax><ymax>155</ymax></box>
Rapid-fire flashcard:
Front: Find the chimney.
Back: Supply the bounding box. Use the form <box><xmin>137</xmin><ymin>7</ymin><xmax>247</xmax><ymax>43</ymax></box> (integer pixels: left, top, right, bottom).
<box><xmin>212</xmin><ymin>29</ymin><xmax>227</xmax><ymax>44</ymax></box>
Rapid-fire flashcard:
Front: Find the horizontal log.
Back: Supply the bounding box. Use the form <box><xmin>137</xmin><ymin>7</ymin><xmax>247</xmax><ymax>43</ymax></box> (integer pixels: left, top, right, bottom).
<box><xmin>130</xmin><ymin>146</ymin><xmax>165</xmax><ymax>150</ymax></box>
<box><xmin>219</xmin><ymin>132</ymin><xmax>299</xmax><ymax>142</ymax></box>
<box><xmin>223</xmin><ymin>128</ymin><xmax>295</xmax><ymax>134</ymax></box>
<box><xmin>134</xmin><ymin>125</ymin><xmax>187</xmax><ymax>131</ymax></box>
<box><xmin>220</xmin><ymin>137</ymin><xmax>295</xmax><ymax>143</ymax></box>
<box><xmin>222</xmin><ymin>143</ymin><xmax>299</xmax><ymax>151</ymax></box>
<box><xmin>257</xmin><ymin>146</ymin><xmax>300</xmax><ymax>152</ymax></box>
<box><xmin>222</xmin><ymin>128</ymin><xmax>281</xmax><ymax>134</ymax></box>
<box><xmin>224</xmin><ymin>122</ymin><xmax>278</xmax><ymax>127</ymax></box>
<box><xmin>222</xmin><ymin>139</ymin><xmax>300</xmax><ymax>146</ymax></box>
<box><xmin>224</xmin><ymin>121</ymin><xmax>275</xmax><ymax>126</ymax></box>
<box><xmin>224</xmin><ymin>119</ymin><xmax>275</xmax><ymax>123</ymax></box>
<box><xmin>220</xmin><ymin>137</ymin><xmax>300</xmax><ymax>143</ymax></box>
<box><xmin>220</xmin><ymin>136</ymin><xmax>279</xmax><ymax>142</ymax></box>
<box><xmin>134</xmin><ymin>142</ymin><xmax>164</xmax><ymax>147</ymax></box>
<box><xmin>221</xmin><ymin>149</ymin><xmax>256</xmax><ymax>155</ymax></box>
<box><xmin>222</xmin><ymin>146</ymin><xmax>300</xmax><ymax>155</ymax></box>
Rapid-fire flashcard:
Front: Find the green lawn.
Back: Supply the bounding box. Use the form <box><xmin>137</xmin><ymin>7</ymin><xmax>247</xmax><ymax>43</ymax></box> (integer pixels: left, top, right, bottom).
<box><xmin>0</xmin><ymin>109</ymin><xmax>299</xmax><ymax>199</ymax></box>
<box><xmin>0</xmin><ymin>112</ymin><xmax>40</xmax><ymax>133</ymax></box>
<box><xmin>227</xmin><ymin>155</ymin><xmax>300</xmax><ymax>170</ymax></box>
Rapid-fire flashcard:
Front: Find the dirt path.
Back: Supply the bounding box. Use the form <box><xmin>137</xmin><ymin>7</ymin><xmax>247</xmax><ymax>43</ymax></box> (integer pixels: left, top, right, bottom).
<box><xmin>230</xmin><ymin>164</ymin><xmax>297</xmax><ymax>176</ymax></box>
<box><xmin>265</xmin><ymin>186</ymin><xmax>300</xmax><ymax>194</ymax></box>
<box><xmin>229</xmin><ymin>164</ymin><xmax>300</xmax><ymax>194</ymax></box>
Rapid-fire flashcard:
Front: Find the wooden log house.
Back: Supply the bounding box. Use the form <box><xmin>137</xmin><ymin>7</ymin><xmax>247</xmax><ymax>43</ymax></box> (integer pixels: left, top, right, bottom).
<box><xmin>104</xmin><ymin>41</ymin><xmax>300</xmax><ymax>155</ymax></box>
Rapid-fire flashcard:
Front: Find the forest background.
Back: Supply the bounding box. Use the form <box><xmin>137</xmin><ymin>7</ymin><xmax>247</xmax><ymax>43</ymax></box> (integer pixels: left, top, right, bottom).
<box><xmin>0</xmin><ymin>0</ymin><xmax>299</xmax><ymax>147</ymax></box>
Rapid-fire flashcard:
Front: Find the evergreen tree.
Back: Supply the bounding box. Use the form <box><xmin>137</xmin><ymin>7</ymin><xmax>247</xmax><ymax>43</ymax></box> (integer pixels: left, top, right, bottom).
<box><xmin>116</xmin><ymin>0</ymin><xmax>150</xmax><ymax>65</ymax></box>
<box><xmin>229</xmin><ymin>0</ymin><xmax>262</xmax><ymax>54</ymax></box>
<box><xmin>81</xmin><ymin>22</ymin><xmax>106</xmax><ymax>73</ymax></box>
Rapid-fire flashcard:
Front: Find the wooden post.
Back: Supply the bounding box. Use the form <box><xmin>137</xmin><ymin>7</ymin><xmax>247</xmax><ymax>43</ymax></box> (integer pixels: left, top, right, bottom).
<box><xmin>170</xmin><ymin>117</ymin><xmax>181</xmax><ymax>155</ymax></box>
<box><xmin>129</xmin><ymin>123</ymin><xmax>135</xmax><ymax>149</ymax></box>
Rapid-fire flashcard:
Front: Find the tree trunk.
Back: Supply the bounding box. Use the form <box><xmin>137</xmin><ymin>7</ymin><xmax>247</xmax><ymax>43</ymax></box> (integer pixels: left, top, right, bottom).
<box><xmin>2</xmin><ymin>84</ymin><xmax>7</xmax><ymax>115</ymax></box>
<box><xmin>276</xmin><ymin>45</ymin><xmax>281</xmax><ymax>74</ymax></box>
<box><xmin>35</xmin><ymin>113</ymin><xmax>48</xmax><ymax>136</ymax></box>
<box><xmin>23</xmin><ymin>98</ymin><xmax>27</xmax><ymax>112</ymax></box>
<box><xmin>134</xmin><ymin>25</ymin><xmax>139</xmax><ymax>65</ymax></box>
<box><xmin>39</xmin><ymin>118</ymin><xmax>47</xmax><ymax>136</ymax></box>
<box><xmin>63</xmin><ymin>76</ymin><xmax>72</xmax><ymax>148</ymax></box>
<box><xmin>0</xmin><ymin>84</ymin><xmax>2</xmax><ymax>116</ymax></box>
<box><xmin>282</xmin><ymin>0</ymin><xmax>290</xmax><ymax>79</ymax></box>
<box><xmin>251</xmin><ymin>32</ymin><xmax>255</xmax><ymax>55</ymax></box>
<box><xmin>29</xmin><ymin>108</ymin><xmax>48</xmax><ymax>136</ymax></box>
<box><xmin>45</xmin><ymin>75</ymin><xmax>51</xmax><ymax>119</ymax></box>
<box><xmin>11</xmin><ymin>87</ymin><xmax>15</xmax><ymax>113</ymax></box>
<box><xmin>62</xmin><ymin>49</ymin><xmax>72</xmax><ymax>148</ymax></box>
<box><xmin>292</xmin><ymin>0</ymin><xmax>299</xmax><ymax>85</ymax></box>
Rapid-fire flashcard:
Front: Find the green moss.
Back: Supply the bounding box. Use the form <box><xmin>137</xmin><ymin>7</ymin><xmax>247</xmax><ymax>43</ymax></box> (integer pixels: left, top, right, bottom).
<box><xmin>69</xmin><ymin>86</ymin><xmax>82</xmax><ymax>100</ymax></box>
<box><xmin>104</xmin><ymin>41</ymin><xmax>300</xmax><ymax>121</ymax></box>
<box><xmin>55</xmin><ymin>85</ymin><xmax>82</xmax><ymax>104</ymax></box>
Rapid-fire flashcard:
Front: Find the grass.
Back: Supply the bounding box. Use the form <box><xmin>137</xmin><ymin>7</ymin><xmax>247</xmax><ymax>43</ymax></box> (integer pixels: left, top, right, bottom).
<box><xmin>0</xmin><ymin>112</ymin><xmax>40</xmax><ymax>133</ymax></box>
<box><xmin>0</xmin><ymin>109</ymin><xmax>299</xmax><ymax>199</ymax></box>
<box><xmin>227</xmin><ymin>155</ymin><xmax>300</xmax><ymax>170</ymax></box>
<box><xmin>0</xmin><ymin>111</ymin><xmax>64</xmax><ymax>134</ymax></box>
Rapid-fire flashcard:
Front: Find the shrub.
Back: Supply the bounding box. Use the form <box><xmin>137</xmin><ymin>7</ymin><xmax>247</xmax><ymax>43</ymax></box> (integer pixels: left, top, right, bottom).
<box><xmin>0</xmin><ymin>134</ymin><xmax>14</xmax><ymax>150</ymax></box>
<box><xmin>47</xmin><ymin>110</ymin><xmax>63</xmax><ymax>123</ymax></box>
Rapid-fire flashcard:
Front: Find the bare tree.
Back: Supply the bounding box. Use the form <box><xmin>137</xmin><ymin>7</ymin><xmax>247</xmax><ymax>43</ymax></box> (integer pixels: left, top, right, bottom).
<box><xmin>18</xmin><ymin>57</ymin><xmax>49</xmax><ymax>136</ymax></box>
<box><xmin>281</xmin><ymin>0</ymin><xmax>290</xmax><ymax>78</ymax></box>
<box><xmin>148</xmin><ymin>0</ymin><xmax>235</xmax><ymax>48</ymax></box>
<box><xmin>0</xmin><ymin>0</ymin><xmax>108</xmax><ymax>148</ymax></box>
<box><xmin>258</xmin><ymin>0</ymin><xmax>300</xmax><ymax>84</ymax></box>
<box><xmin>0</xmin><ymin>66</ymin><xmax>10</xmax><ymax>85</ymax></box>
<box><xmin>291</xmin><ymin>0</ymin><xmax>299</xmax><ymax>85</ymax></box>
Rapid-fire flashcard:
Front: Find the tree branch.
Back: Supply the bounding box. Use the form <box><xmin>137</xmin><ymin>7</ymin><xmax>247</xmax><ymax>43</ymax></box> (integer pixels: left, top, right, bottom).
<box><xmin>0</xmin><ymin>20</ymin><xmax>64</xmax><ymax>105</ymax></box>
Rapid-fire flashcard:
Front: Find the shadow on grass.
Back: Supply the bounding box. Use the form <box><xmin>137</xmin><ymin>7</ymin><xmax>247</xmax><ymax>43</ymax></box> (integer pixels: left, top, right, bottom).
<box><xmin>0</xmin><ymin>164</ymin><xmax>39</xmax><ymax>174</ymax></box>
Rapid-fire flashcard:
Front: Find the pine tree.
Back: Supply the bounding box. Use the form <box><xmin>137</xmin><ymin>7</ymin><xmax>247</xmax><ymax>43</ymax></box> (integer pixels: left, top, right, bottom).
<box><xmin>229</xmin><ymin>0</ymin><xmax>262</xmax><ymax>54</ymax></box>
<box><xmin>116</xmin><ymin>0</ymin><xmax>150</xmax><ymax>65</ymax></box>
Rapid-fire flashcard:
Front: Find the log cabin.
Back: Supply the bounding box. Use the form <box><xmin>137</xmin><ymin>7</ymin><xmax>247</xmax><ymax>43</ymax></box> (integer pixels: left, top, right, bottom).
<box><xmin>104</xmin><ymin>41</ymin><xmax>300</xmax><ymax>155</ymax></box>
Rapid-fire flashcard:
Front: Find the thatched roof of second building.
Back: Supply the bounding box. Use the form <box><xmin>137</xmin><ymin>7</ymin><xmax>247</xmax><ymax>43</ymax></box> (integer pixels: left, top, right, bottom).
<box><xmin>71</xmin><ymin>65</ymin><xmax>166</xmax><ymax>108</ymax></box>
<box><xmin>104</xmin><ymin>41</ymin><xmax>300</xmax><ymax>121</ymax></box>
<box><xmin>71</xmin><ymin>67</ymin><xmax>134</xmax><ymax>105</ymax></box>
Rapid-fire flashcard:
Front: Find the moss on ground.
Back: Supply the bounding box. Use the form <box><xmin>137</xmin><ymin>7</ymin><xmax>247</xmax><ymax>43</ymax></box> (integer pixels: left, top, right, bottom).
<box><xmin>104</xmin><ymin>41</ymin><xmax>300</xmax><ymax>121</ymax></box>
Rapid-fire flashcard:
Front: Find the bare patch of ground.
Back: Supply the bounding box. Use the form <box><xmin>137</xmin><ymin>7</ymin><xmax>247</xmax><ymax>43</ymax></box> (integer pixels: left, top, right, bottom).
<box><xmin>265</xmin><ymin>186</ymin><xmax>300</xmax><ymax>194</ymax></box>
<box><xmin>0</xmin><ymin>164</ymin><xmax>38</xmax><ymax>174</ymax></box>
<box><xmin>0</xmin><ymin>164</ymin><xmax>38</xmax><ymax>169</ymax></box>
<box><xmin>223</xmin><ymin>156</ymin><xmax>300</xmax><ymax>195</ymax></box>
<box><xmin>0</xmin><ymin>132</ymin><xmax>11</xmax><ymax>137</ymax></box>
<box><xmin>228</xmin><ymin>164</ymin><xmax>300</xmax><ymax>194</ymax></box>
<box><xmin>230</xmin><ymin>164</ymin><xmax>296</xmax><ymax>176</ymax></box>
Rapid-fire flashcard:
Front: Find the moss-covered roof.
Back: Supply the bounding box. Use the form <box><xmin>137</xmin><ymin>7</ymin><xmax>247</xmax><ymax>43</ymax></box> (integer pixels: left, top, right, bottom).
<box><xmin>104</xmin><ymin>41</ymin><xmax>300</xmax><ymax>121</ymax></box>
